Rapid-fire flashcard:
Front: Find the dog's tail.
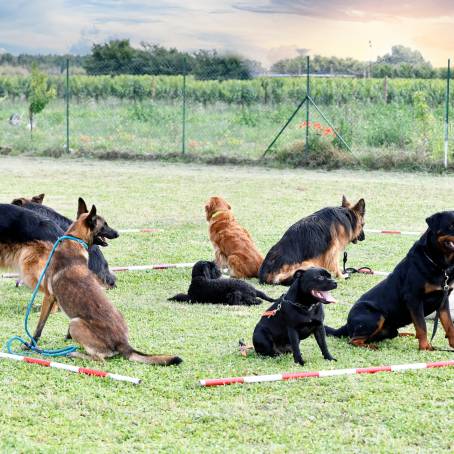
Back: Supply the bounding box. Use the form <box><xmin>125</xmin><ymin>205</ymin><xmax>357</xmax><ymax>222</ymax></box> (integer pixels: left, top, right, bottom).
<box><xmin>168</xmin><ymin>293</ymin><xmax>190</xmax><ymax>302</ymax></box>
<box><xmin>120</xmin><ymin>345</ymin><xmax>182</xmax><ymax>366</ymax></box>
<box><xmin>255</xmin><ymin>290</ymin><xmax>276</xmax><ymax>302</ymax></box>
<box><xmin>325</xmin><ymin>324</ymin><xmax>349</xmax><ymax>337</ymax></box>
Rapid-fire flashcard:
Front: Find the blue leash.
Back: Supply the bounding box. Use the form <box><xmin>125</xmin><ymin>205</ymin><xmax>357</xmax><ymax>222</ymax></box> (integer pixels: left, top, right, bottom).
<box><xmin>6</xmin><ymin>235</ymin><xmax>88</xmax><ymax>357</ymax></box>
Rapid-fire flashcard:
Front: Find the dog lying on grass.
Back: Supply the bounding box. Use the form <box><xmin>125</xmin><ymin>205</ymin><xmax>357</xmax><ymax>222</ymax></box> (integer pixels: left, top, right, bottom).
<box><xmin>31</xmin><ymin>198</ymin><xmax>182</xmax><ymax>365</ymax></box>
<box><xmin>253</xmin><ymin>267</ymin><xmax>337</xmax><ymax>365</ymax></box>
<box><xmin>326</xmin><ymin>211</ymin><xmax>454</xmax><ymax>351</ymax></box>
<box><xmin>12</xmin><ymin>193</ymin><xmax>117</xmax><ymax>288</ymax></box>
<box><xmin>205</xmin><ymin>196</ymin><xmax>264</xmax><ymax>278</ymax></box>
<box><xmin>259</xmin><ymin>195</ymin><xmax>366</xmax><ymax>284</ymax></box>
<box><xmin>168</xmin><ymin>260</ymin><xmax>275</xmax><ymax>306</ymax></box>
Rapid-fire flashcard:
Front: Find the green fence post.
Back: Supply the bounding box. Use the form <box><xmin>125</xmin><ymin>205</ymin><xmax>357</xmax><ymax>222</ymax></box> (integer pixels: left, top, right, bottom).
<box><xmin>182</xmin><ymin>72</ymin><xmax>187</xmax><ymax>154</ymax></box>
<box><xmin>444</xmin><ymin>58</ymin><xmax>451</xmax><ymax>169</ymax></box>
<box><xmin>65</xmin><ymin>58</ymin><xmax>70</xmax><ymax>153</ymax></box>
<box><xmin>305</xmin><ymin>56</ymin><xmax>310</xmax><ymax>151</ymax></box>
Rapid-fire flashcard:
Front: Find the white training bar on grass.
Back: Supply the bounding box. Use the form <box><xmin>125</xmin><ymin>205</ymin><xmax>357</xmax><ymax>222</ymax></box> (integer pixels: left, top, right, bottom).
<box><xmin>199</xmin><ymin>360</ymin><xmax>454</xmax><ymax>387</ymax></box>
<box><xmin>0</xmin><ymin>264</ymin><xmax>387</xmax><ymax>279</ymax></box>
<box><xmin>117</xmin><ymin>228</ymin><xmax>162</xmax><ymax>233</ymax></box>
<box><xmin>0</xmin><ymin>352</ymin><xmax>141</xmax><ymax>384</ymax></box>
<box><xmin>364</xmin><ymin>228</ymin><xmax>420</xmax><ymax>236</ymax></box>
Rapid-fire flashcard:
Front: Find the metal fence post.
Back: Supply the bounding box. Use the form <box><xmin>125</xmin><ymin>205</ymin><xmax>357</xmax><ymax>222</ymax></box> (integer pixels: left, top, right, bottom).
<box><xmin>182</xmin><ymin>72</ymin><xmax>187</xmax><ymax>154</ymax></box>
<box><xmin>65</xmin><ymin>58</ymin><xmax>70</xmax><ymax>153</ymax></box>
<box><xmin>444</xmin><ymin>58</ymin><xmax>451</xmax><ymax>169</ymax></box>
<box><xmin>305</xmin><ymin>56</ymin><xmax>310</xmax><ymax>151</ymax></box>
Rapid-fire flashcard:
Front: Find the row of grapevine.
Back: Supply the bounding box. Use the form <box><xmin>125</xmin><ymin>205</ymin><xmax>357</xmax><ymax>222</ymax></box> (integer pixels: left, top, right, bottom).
<box><xmin>0</xmin><ymin>74</ymin><xmax>450</xmax><ymax>106</ymax></box>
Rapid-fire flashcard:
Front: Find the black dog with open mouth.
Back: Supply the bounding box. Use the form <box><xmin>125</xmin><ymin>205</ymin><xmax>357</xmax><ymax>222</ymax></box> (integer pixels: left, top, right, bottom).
<box><xmin>253</xmin><ymin>267</ymin><xmax>337</xmax><ymax>365</ymax></box>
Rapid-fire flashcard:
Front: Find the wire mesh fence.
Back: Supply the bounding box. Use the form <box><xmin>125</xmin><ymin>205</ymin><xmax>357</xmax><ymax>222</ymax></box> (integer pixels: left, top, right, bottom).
<box><xmin>0</xmin><ymin>58</ymin><xmax>452</xmax><ymax>166</ymax></box>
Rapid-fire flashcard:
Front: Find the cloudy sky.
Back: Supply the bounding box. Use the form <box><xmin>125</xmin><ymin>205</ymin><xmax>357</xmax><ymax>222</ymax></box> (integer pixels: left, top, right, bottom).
<box><xmin>0</xmin><ymin>1</ymin><xmax>453</xmax><ymax>67</ymax></box>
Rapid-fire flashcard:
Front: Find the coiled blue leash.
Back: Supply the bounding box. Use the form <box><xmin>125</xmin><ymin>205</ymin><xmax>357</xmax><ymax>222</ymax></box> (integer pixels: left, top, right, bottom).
<box><xmin>6</xmin><ymin>235</ymin><xmax>88</xmax><ymax>357</ymax></box>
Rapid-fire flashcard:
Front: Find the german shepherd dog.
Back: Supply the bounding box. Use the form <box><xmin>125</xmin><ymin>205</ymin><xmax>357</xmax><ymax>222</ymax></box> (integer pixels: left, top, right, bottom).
<box><xmin>168</xmin><ymin>260</ymin><xmax>275</xmax><ymax>305</ymax></box>
<box><xmin>326</xmin><ymin>211</ymin><xmax>454</xmax><ymax>351</ymax></box>
<box><xmin>253</xmin><ymin>268</ymin><xmax>337</xmax><ymax>365</ymax></box>
<box><xmin>12</xmin><ymin>193</ymin><xmax>117</xmax><ymax>288</ymax></box>
<box><xmin>0</xmin><ymin>202</ymin><xmax>119</xmax><ymax>335</ymax></box>
<box><xmin>31</xmin><ymin>198</ymin><xmax>182</xmax><ymax>365</ymax></box>
<box><xmin>205</xmin><ymin>196</ymin><xmax>264</xmax><ymax>278</ymax></box>
<box><xmin>259</xmin><ymin>196</ymin><xmax>366</xmax><ymax>285</ymax></box>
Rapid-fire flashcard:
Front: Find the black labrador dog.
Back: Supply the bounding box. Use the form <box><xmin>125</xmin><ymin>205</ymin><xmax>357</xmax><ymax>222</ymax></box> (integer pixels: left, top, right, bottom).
<box><xmin>12</xmin><ymin>194</ymin><xmax>118</xmax><ymax>288</ymax></box>
<box><xmin>253</xmin><ymin>267</ymin><xmax>337</xmax><ymax>365</ymax></box>
<box><xmin>168</xmin><ymin>260</ymin><xmax>275</xmax><ymax>306</ymax></box>
<box><xmin>326</xmin><ymin>211</ymin><xmax>454</xmax><ymax>350</ymax></box>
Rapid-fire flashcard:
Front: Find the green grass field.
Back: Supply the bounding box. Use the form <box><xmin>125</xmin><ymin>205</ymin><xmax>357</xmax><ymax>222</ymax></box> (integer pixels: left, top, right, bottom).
<box><xmin>0</xmin><ymin>98</ymin><xmax>448</xmax><ymax>164</ymax></box>
<box><xmin>0</xmin><ymin>156</ymin><xmax>453</xmax><ymax>452</ymax></box>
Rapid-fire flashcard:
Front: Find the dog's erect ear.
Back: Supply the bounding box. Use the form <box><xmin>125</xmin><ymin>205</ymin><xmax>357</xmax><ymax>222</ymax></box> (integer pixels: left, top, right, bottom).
<box><xmin>11</xmin><ymin>198</ymin><xmax>24</xmax><ymax>206</ymax></box>
<box><xmin>84</xmin><ymin>205</ymin><xmax>97</xmax><ymax>228</ymax></box>
<box><xmin>32</xmin><ymin>193</ymin><xmax>45</xmax><ymax>204</ymax></box>
<box><xmin>352</xmin><ymin>198</ymin><xmax>366</xmax><ymax>216</ymax></box>
<box><xmin>77</xmin><ymin>197</ymin><xmax>88</xmax><ymax>218</ymax></box>
<box><xmin>341</xmin><ymin>195</ymin><xmax>351</xmax><ymax>208</ymax></box>
<box><xmin>293</xmin><ymin>269</ymin><xmax>305</xmax><ymax>280</ymax></box>
<box><xmin>426</xmin><ymin>213</ymin><xmax>442</xmax><ymax>233</ymax></box>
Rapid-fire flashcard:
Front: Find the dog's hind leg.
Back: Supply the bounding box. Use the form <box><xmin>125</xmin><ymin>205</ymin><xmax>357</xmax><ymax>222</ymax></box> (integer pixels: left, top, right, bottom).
<box><xmin>69</xmin><ymin>318</ymin><xmax>113</xmax><ymax>361</ymax></box>
<box><xmin>226</xmin><ymin>291</ymin><xmax>243</xmax><ymax>305</ymax></box>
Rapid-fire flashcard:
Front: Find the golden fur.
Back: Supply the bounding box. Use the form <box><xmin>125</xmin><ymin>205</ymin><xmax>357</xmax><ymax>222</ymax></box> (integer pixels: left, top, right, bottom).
<box><xmin>205</xmin><ymin>196</ymin><xmax>263</xmax><ymax>278</ymax></box>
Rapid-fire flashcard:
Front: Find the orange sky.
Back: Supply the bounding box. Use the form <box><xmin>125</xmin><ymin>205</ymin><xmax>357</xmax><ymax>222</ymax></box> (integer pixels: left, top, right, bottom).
<box><xmin>0</xmin><ymin>1</ymin><xmax>452</xmax><ymax>67</ymax></box>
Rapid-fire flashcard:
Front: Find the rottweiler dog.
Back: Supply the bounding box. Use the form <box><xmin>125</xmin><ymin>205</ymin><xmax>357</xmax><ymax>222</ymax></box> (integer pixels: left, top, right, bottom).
<box><xmin>12</xmin><ymin>193</ymin><xmax>117</xmax><ymax>288</ymax></box>
<box><xmin>168</xmin><ymin>260</ymin><xmax>275</xmax><ymax>306</ymax></box>
<box><xmin>259</xmin><ymin>196</ymin><xmax>365</xmax><ymax>285</ymax></box>
<box><xmin>253</xmin><ymin>267</ymin><xmax>337</xmax><ymax>365</ymax></box>
<box><xmin>326</xmin><ymin>211</ymin><xmax>454</xmax><ymax>351</ymax></box>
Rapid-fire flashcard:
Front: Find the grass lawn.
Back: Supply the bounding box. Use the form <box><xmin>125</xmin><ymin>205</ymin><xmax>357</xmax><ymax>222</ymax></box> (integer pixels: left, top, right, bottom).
<box><xmin>0</xmin><ymin>156</ymin><xmax>453</xmax><ymax>453</ymax></box>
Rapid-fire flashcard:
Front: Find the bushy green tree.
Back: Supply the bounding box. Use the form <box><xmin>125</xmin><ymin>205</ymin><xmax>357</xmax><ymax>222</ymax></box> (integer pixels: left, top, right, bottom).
<box><xmin>27</xmin><ymin>65</ymin><xmax>56</xmax><ymax>138</ymax></box>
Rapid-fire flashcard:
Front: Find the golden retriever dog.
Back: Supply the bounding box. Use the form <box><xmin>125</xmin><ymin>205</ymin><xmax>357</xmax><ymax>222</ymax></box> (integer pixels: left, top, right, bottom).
<box><xmin>205</xmin><ymin>196</ymin><xmax>263</xmax><ymax>278</ymax></box>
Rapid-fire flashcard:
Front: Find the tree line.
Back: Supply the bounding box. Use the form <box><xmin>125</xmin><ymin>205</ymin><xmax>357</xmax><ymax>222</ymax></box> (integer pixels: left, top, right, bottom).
<box><xmin>0</xmin><ymin>42</ymin><xmax>450</xmax><ymax>80</ymax></box>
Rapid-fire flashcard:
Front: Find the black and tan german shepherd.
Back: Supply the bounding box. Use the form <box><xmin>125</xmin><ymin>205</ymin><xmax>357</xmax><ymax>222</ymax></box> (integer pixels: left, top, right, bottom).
<box><xmin>326</xmin><ymin>211</ymin><xmax>454</xmax><ymax>351</ymax></box>
<box><xmin>12</xmin><ymin>193</ymin><xmax>117</xmax><ymax>288</ymax></box>
<box><xmin>259</xmin><ymin>196</ymin><xmax>366</xmax><ymax>285</ymax></box>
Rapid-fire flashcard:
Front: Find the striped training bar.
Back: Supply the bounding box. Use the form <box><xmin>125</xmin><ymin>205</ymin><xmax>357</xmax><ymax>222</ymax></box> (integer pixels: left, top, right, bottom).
<box><xmin>0</xmin><ymin>351</ymin><xmax>141</xmax><ymax>384</ymax></box>
<box><xmin>364</xmin><ymin>228</ymin><xmax>420</xmax><ymax>236</ymax></box>
<box><xmin>199</xmin><ymin>360</ymin><xmax>454</xmax><ymax>387</ymax></box>
<box><xmin>118</xmin><ymin>228</ymin><xmax>162</xmax><ymax>233</ymax></box>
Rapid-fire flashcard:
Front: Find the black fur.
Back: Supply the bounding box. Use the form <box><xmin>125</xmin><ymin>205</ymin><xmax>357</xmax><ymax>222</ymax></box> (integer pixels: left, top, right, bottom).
<box><xmin>253</xmin><ymin>267</ymin><xmax>337</xmax><ymax>365</ymax></box>
<box><xmin>0</xmin><ymin>204</ymin><xmax>62</xmax><ymax>243</ymax></box>
<box><xmin>11</xmin><ymin>199</ymin><xmax>118</xmax><ymax>288</ymax></box>
<box><xmin>259</xmin><ymin>205</ymin><xmax>365</xmax><ymax>284</ymax></box>
<box><xmin>168</xmin><ymin>260</ymin><xmax>275</xmax><ymax>305</ymax></box>
<box><xmin>326</xmin><ymin>211</ymin><xmax>454</xmax><ymax>349</ymax></box>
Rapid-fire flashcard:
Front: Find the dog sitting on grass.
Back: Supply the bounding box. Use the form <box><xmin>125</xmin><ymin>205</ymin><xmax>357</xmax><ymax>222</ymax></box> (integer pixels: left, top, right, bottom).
<box><xmin>168</xmin><ymin>260</ymin><xmax>275</xmax><ymax>306</ymax></box>
<box><xmin>205</xmin><ymin>196</ymin><xmax>264</xmax><ymax>278</ymax></box>
<box><xmin>253</xmin><ymin>267</ymin><xmax>337</xmax><ymax>365</ymax></box>
<box><xmin>31</xmin><ymin>197</ymin><xmax>182</xmax><ymax>366</ymax></box>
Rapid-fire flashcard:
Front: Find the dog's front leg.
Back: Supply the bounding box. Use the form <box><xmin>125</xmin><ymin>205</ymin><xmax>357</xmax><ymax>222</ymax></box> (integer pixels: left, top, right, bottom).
<box><xmin>32</xmin><ymin>293</ymin><xmax>56</xmax><ymax>344</ymax></box>
<box><xmin>438</xmin><ymin>301</ymin><xmax>454</xmax><ymax>348</ymax></box>
<box><xmin>408</xmin><ymin>301</ymin><xmax>432</xmax><ymax>350</ymax></box>
<box><xmin>287</xmin><ymin>327</ymin><xmax>304</xmax><ymax>366</ymax></box>
<box><xmin>314</xmin><ymin>326</ymin><xmax>336</xmax><ymax>361</ymax></box>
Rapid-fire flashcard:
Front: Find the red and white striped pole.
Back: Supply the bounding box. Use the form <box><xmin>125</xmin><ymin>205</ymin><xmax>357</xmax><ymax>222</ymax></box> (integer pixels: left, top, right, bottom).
<box><xmin>0</xmin><ymin>352</ymin><xmax>141</xmax><ymax>385</ymax></box>
<box><xmin>111</xmin><ymin>262</ymin><xmax>195</xmax><ymax>272</ymax></box>
<box><xmin>199</xmin><ymin>360</ymin><xmax>454</xmax><ymax>387</ymax></box>
<box><xmin>118</xmin><ymin>228</ymin><xmax>162</xmax><ymax>233</ymax></box>
<box><xmin>364</xmin><ymin>228</ymin><xmax>420</xmax><ymax>236</ymax></box>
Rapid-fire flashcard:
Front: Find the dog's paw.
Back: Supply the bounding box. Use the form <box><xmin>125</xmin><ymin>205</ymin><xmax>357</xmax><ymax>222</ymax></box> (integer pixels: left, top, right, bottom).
<box><xmin>418</xmin><ymin>343</ymin><xmax>434</xmax><ymax>351</ymax></box>
<box><xmin>325</xmin><ymin>356</ymin><xmax>337</xmax><ymax>361</ymax></box>
<box><xmin>295</xmin><ymin>359</ymin><xmax>305</xmax><ymax>366</ymax></box>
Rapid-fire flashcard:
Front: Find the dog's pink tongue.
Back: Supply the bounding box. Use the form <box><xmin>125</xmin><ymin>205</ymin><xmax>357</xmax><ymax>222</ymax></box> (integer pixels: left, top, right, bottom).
<box><xmin>311</xmin><ymin>290</ymin><xmax>336</xmax><ymax>303</ymax></box>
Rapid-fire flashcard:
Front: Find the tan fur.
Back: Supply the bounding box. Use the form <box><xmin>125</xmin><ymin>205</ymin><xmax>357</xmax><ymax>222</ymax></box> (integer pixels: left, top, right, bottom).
<box><xmin>205</xmin><ymin>196</ymin><xmax>263</xmax><ymax>278</ymax></box>
<box><xmin>32</xmin><ymin>199</ymin><xmax>180</xmax><ymax>365</ymax></box>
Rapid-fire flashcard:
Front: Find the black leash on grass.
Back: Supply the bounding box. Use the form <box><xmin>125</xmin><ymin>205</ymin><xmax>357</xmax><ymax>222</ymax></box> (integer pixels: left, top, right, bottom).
<box><xmin>342</xmin><ymin>252</ymin><xmax>373</xmax><ymax>277</ymax></box>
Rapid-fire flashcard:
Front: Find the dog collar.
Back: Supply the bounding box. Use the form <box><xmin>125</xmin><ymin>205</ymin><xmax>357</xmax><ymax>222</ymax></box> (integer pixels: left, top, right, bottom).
<box><xmin>211</xmin><ymin>210</ymin><xmax>226</xmax><ymax>220</ymax></box>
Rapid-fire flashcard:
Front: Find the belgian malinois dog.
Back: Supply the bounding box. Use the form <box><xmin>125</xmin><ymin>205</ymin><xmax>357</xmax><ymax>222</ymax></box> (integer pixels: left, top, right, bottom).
<box><xmin>33</xmin><ymin>198</ymin><xmax>182</xmax><ymax>365</ymax></box>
